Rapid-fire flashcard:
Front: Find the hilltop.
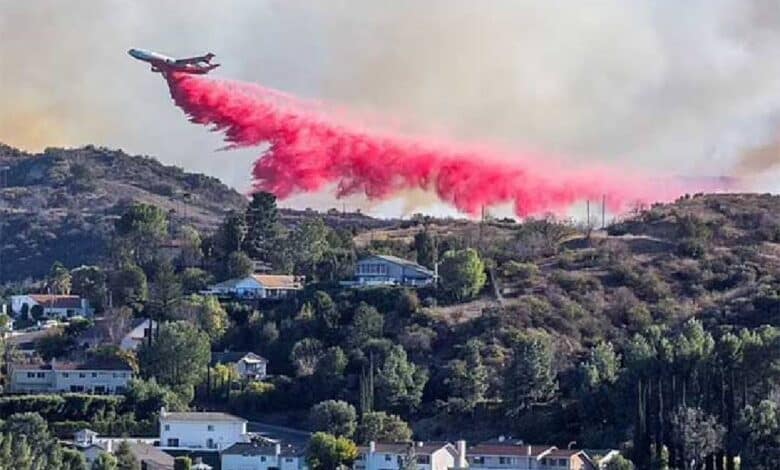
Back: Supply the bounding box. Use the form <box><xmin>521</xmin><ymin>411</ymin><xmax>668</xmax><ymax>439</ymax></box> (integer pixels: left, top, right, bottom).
<box><xmin>0</xmin><ymin>144</ymin><xmax>397</xmax><ymax>282</ymax></box>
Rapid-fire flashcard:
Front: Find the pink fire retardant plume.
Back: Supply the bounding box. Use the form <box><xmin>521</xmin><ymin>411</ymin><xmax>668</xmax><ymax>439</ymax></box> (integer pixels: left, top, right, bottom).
<box><xmin>164</xmin><ymin>72</ymin><xmax>714</xmax><ymax>217</ymax></box>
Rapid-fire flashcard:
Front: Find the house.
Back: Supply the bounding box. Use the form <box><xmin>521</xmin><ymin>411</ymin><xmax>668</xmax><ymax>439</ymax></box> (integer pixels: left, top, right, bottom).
<box><xmin>10</xmin><ymin>294</ymin><xmax>93</xmax><ymax>319</ymax></box>
<box><xmin>222</xmin><ymin>442</ymin><xmax>308</xmax><ymax>470</ymax></box>
<box><xmin>120</xmin><ymin>318</ymin><xmax>156</xmax><ymax>351</ymax></box>
<box><xmin>73</xmin><ymin>430</ymin><xmax>164</xmax><ymax>469</ymax></box>
<box><xmin>344</xmin><ymin>255</ymin><xmax>435</xmax><ymax>288</ymax></box>
<box><xmin>211</xmin><ymin>352</ymin><xmax>268</xmax><ymax>381</ymax></box>
<box><xmin>128</xmin><ymin>442</ymin><xmax>175</xmax><ymax>470</ymax></box>
<box><xmin>204</xmin><ymin>275</ymin><xmax>303</xmax><ymax>299</ymax></box>
<box><xmin>8</xmin><ymin>358</ymin><xmax>133</xmax><ymax>394</ymax></box>
<box><xmin>354</xmin><ymin>441</ymin><xmax>463</xmax><ymax>470</ymax></box>
<box><xmin>159</xmin><ymin>408</ymin><xmax>250</xmax><ymax>451</ymax></box>
<box><xmin>468</xmin><ymin>442</ymin><xmax>596</xmax><ymax>470</ymax></box>
<box><xmin>584</xmin><ymin>450</ymin><xmax>622</xmax><ymax>469</ymax></box>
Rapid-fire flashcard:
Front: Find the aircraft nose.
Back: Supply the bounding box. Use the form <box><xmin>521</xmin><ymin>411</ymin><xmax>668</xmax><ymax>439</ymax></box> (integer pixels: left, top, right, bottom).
<box><xmin>128</xmin><ymin>49</ymin><xmax>140</xmax><ymax>59</ymax></box>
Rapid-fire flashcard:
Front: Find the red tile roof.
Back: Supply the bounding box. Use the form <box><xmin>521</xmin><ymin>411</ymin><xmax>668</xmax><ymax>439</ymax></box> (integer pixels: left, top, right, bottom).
<box><xmin>29</xmin><ymin>295</ymin><xmax>84</xmax><ymax>309</ymax></box>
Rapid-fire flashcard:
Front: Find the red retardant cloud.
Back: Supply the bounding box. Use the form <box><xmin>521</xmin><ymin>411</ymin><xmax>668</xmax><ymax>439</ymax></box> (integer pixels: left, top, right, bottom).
<box><xmin>164</xmin><ymin>72</ymin><xmax>709</xmax><ymax>217</ymax></box>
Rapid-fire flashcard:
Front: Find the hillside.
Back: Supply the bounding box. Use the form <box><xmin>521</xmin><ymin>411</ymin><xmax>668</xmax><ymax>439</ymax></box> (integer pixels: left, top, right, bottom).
<box><xmin>0</xmin><ymin>143</ymin><xmax>397</xmax><ymax>282</ymax></box>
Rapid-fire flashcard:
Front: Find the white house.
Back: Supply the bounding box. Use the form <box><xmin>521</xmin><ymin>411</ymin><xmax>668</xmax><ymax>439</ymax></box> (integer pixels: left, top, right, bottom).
<box><xmin>8</xmin><ymin>358</ymin><xmax>133</xmax><ymax>394</ymax></box>
<box><xmin>344</xmin><ymin>255</ymin><xmax>435</xmax><ymax>288</ymax></box>
<box><xmin>10</xmin><ymin>294</ymin><xmax>93</xmax><ymax>319</ymax></box>
<box><xmin>354</xmin><ymin>441</ymin><xmax>463</xmax><ymax>470</ymax></box>
<box><xmin>159</xmin><ymin>408</ymin><xmax>249</xmax><ymax>451</ymax></box>
<box><xmin>120</xmin><ymin>318</ymin><xmax>156</xmax><ymax>351</ymax></box>
<box><xmin>222</xmin><ymin>442</ymin><xmax>308</xmax><ymax>470</ymax></box>
<box><xmin>467</xmin><ymin>443</ymin><xmax>597</xmax><ymax>470</ymax></box>
<box><xmin>212</xmin><ymin>352</ymin><xmax>268</xmax><ymax>381</ymax></box>
<box><xmin>204</xmin><ymin>275</ymin><xmax>303</xmax><ymax>299</ymax></box>
<box><xmin>73</xmin><ymin>429</ymin><xmax>166</xmax><ymax>469</ymax></box>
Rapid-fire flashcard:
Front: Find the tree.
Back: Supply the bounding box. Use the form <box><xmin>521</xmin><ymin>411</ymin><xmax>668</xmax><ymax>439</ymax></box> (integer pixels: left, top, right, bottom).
<box><xmin>445</xmin><ymin>339</ymin><xmax>488</xmax><ymax>413</ymax></box>
<box><xmin>176</xmin><ymin>226</ymin><xmax>204</xmax><ymax>268</ymax></box>
<box><xmin>503</xmin><ymin>334</ymin><xmax>557</xmax><ymax>417</ymax></box>
<box><xmin>180</xmin><ymin>267</ymin><xmax>213</xmax><ymax>294</ymax></box>
<box><xmin>137</xmin><ymin>321</ymin><xmax>210</xmax><ymax>397</ymax></box>
<box><xmin>310</xmin><ymin>400</ymin><xmax>358</xmax><ymax>438</ymax></box>
<box><xmin>115</xmin><ymin>203</ymin><xmax>169</xmax><ymax>266</ymax></box>
<box><xmin>173</xmin><ymin>456</ymin><xmax>192</xmax><ymax>470</ymax></box>
<box><xmin>307</xmin><ymin>432</ymin><xmax>359</xmax><ymax>470</ymax></box>
<box><xmin>313</xmin><ymin>346</ymin><xmax>348</xmax><ymax>396</ymax></box>
<box><xmin>312</xmin><ymin>291</ymin><xmax>340</xmax><ymax>336</ymax></box>
<box><xmin>71</xmin><ymin>265</ymin><xmax>108</xmax><ymax>312</ymax></box>
<box><xmin>376</xmin><ymin>345</ymin><xmax>428</xmax><ymax>412</ymax></box>
<box><xmin>243</xmin><ymin>192</ymin><xmax>280</xmax><ymax>261</ymax></box>
<box><xmin>579</xmin><ymin>341</ymin><xmax>620</xmax><ymax>390</ymax></box>
<box><xmin>738</xmin><ymin>400</ymin><xmax>780</xmax><ymax>470</ymax></box>
<box><xmin>349</xmin><ymin>303</ymin><xmax>384</xmax><ymax>348</ymax></box>
<box><xmin>355</xmin><ymin>411</ymin><xmax>412</xmax><ymax>444</ymax></box>
<box><xmin>604</xmin><ymin>455</ymin><xmax>635</xmax><ymax>470</ymax></box>
<box><xmin>290</xmin><ymin>338</ymin><xmax>324</xmax><ymax>377</ymax></box>
<box><xmin>414</xmin><ymin>230</ymin><xmax>437</xmax><ymax>269</ymax></box>
<box><xmin>47</xmin><ymin>261</ymin><xmax>72</xmax><ymax>295</ymax></box>
<box><xmin>218</xmin><ymin>211</ymin><xmax>248</xmax><ymax>255</ymax></box>
<box><xmin>62</xmin><ymin>447</ymin><xmax>89</xmax><ymax>470</ymax></box>
<box><xmin>175</xmin><ymin>294</ymin><xmax>228</xmax><ymax>341</ymax></box>
<box><xmin>92</xmin><ymin>452</ymin><xmax>118</xmax><ymax>470</ymax></box>
<box><xmin>284</xmin><ymin>218</ymin><xmax>330</xmax><ymax>277</ymax></box>
<box><xmin>399</xmin><ymin>442</ymin><xmax>417</xmax><ymax>470</ymax></box>
<box><xmin>147</xmin><ymin>260</ymin><xmax>182</xmax><ymax>322</ymax></box>
<box><xmin>670</xmin><ymin>406</ymin><xmax>724</xmax><ymax>470</ymax></box>
<box><xmin>439</xmin><ymin>248</ymin><xmax>486</xmax><ymax>301</ymax></box>
<box><xmin>226</xmin><ymin>251</ymin><xmax>253</xmax><ymax>279</ymax></box>
<box><xmin>110</xmin><ymin>263</ymin><xmax>148</xmax><ymax>311</ymax></box>
<box><xmin>123</xmin><ymin>378</ymin><xmax>188</xmax><ymax>419</ymax></box>
<box><xmin>115</xmin><ymin>440</ymin><xmax>140</xmax><ymax>470</ymax></box>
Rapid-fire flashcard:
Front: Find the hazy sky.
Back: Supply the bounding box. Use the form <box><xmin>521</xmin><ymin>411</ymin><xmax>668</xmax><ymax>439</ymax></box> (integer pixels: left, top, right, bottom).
<box><xmin>3</xmin><ymin>1</ymin><xmax>780</xmax><ymax>215</ymax></box>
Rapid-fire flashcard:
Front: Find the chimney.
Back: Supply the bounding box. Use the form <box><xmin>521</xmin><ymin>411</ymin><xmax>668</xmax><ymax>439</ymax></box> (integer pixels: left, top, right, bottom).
<box><xmin>275</xmin><ymin>443</ymin><xmax>281</xmax><ymax>456</ymax></box>
<box><xmin>527</xmin><ymin>445</ymin><xmax>532</xmax><ymax>456</ymax></box>
<box><xmin>369</xmin><ymin>441</ymin><xmax>376</xmax><ymax>453</ymax></box>
<box><xmin>417</xmin><ymin>441</ymin><xmax>424</xmax><ymax>447</ymax></box>
<box><xmin>498</xmin><ymin>435</ymin><xmax>505</xmax><ymax>443</ymax></box>
<box><xmin>160</xmin><ymin>407</ymin><xmax>167</xmax><ymax>418</ymax></box>
<box><xmin>456</xmin><ymin>440</ymin><xmax>467</xmax><ymax>469</ymax></box>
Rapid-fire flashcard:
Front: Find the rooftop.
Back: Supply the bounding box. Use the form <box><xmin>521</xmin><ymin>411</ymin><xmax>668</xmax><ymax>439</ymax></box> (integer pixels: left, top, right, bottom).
<box><xmin>360</xmin><ymin>441</ymin><xmax>454</xmax><ymax>455</ymax></box>
<box><xmin>10</xmin><ymin>357</ymin><xmax>133</xmax><ymax>371</ymax></box>
<box><xmin>128</xmin><ymin>442</ymin><xmax>174</xmax><ymax>467</ymax></box>
<box><xmin>211</xmin><ymin>351</ymin><xmax>267</xmax><ymax>366</ymax></box>
<box><xmin>160</xmin><ymin>411</ymin><xmax>246</xmax><ymax>423</ymax></box>
<box><xmin>251</xmin><ymin>274</ymin><xmax>303</xmax><ymax>290</ymax></box>
<box><xmin>362</xmin><ymin>254</ymin><xmax>435</xmax><ymax>276</ymax></box>
<box><xmin>27</xmin><ymin>295</ymin><xmax>85</xmax><ymax>309</ymax></box>
<box><xmin>468</xmin><ymin>444</ymin><xmax>556</xmax><ymax>457</ymax></box>
<box><xmin>222</xmin><ymin>442</ymin><xmax>305</xmax><ymax>457</ymax></box>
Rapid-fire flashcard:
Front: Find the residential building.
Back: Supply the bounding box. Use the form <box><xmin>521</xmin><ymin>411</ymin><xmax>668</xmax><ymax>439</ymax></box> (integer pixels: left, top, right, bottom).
<box><xmin>73</xmin><ymin>429</ymin><xmax>164</xmax><ymax>469</ymax></box>
<box><xmin>8</xmin><ymin>358</ymin><xmax>133</xmax><ymax>394</ymax></box>
<box><xmin>354</xmin><ymin>441</ymin><xmax>461</xmax><ymax>470</ymax></box>
<box><xmin>120</xmin><ymin>318</ymin><xmax>156</xmax><ymax>351</ymax></box>
<box><xmin>468</xmin><ymin>442</ymin><xmax>596</xmax><ymax>470</ymax></box>
<box><xmin>159</xmin><ymin>408</ymin><xmax>249</xmax><ymax>451</ymax></box>
<box><xmin>10</xmin><ymin>294</ymin><xmax>93</xmax><ymax>319</ymax></box>
<box><xmin>77</xmin><ymin>318</ymin><xmax>157</xmax><ymax>352</ymax></box>
<box><xmin>211</xmin><ymin>352</ymin><xmax>268</xmax><ymax>381</ymax></box>
<box><xmin>222</xmin><ymin>442</ymin><xmax>308</xmax><ymax>470</ymax></box>
<box><xmin>584</xmin><ymin>450</ymin><xmax>622</xmax><ymax>469</ymax></box>
<box><xmin>344</xmin><ymin>255</ymin><xmax>435</xmax><ymax>288</ymax></box>
<box><xmin>204</xmin><ymin>275</ymin><xmax>303</xmax><ymax>299</ymax></box>
<box><xmin>128</xmin><ymin>442</ymin><xmax>175</xmax><ymax>470</ymax></box>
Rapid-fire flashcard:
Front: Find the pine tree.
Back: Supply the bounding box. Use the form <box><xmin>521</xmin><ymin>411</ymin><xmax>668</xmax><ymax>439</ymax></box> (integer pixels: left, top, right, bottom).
<box><xmin>244</xmin><ymin>192</ymin><xmax>280</xmax><ymax>261</ymax></box>
<box><xmin>503</xmin><ymin>335</ymin><xmax>557</xmax><ymax>417</ymax></box>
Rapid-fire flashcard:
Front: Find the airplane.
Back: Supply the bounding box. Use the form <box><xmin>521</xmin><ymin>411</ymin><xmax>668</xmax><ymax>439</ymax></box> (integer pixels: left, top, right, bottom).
<box><xmin>128</xmin><ymin>48</ymin><xmax>220</xmax><ymax>74</ymax></box>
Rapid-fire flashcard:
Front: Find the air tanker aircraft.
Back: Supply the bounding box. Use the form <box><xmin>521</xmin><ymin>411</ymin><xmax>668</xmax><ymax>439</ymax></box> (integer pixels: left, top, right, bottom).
<box><xmin>128</xmin><ymin>48</ymin><xmax>219</xmax><ymax>74</ymax></box>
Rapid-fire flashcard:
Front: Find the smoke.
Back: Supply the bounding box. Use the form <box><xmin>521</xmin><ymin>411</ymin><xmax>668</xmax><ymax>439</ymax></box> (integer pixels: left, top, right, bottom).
<box><xmin>164</xmin><ymin>72</ymin><xmax>718</xmax><ymax>216</ymax></box>
<box><xmin>3</xmin><ymin>0</ymin><xmax>780</xmax><ymax>210</ymax></box>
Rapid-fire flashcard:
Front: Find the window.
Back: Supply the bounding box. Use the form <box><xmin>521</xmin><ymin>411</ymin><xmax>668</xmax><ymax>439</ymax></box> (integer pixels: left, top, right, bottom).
<box><xmin>79</xmin><ymin>373</ymin><xmax>86</xmax><ymax>378</ymax></box>
<box><xmin>499</xmin><ymin>457</ymin><xmax>508</xmax><ymax>464</ymax></box>
<box><xmin>471</xmin><ymin>456</ymin><xmax>485</xmax><ymax>464</ymax></box>
<box><xmin>385</xmin><ymin>454</ymin><xmax>392</xmax><ymax>462</ymax></box>
<box><xmin>260</xmin><ymin>456</ymin><xmax>266</xmax><ymax>462</ymax></box>
<box><xmin>207</xmin><ymin>438</ymin><xmax>215</xmax><ymax>449</ymax></box>
<box><xmin>36</xmin><ymin>372</ymin><xmax>45</xmax><ymax>378</ymax></box>
<box><xmin>167</xmin><ymin>438</ymin><xmax>179</xmax><ymax>447</ymax></box>
<box><xmin>63</xmin><ymin>373</ymin><xmax>69</xmax><ymax>378</ymax></box>
<box><xmin>416</xmin><ymin>455</ymin><xmax>431</xmax><ymax>464</ymax></box>
<box><xmin>70</xmin><ymin>385</ymin><xmax>84</xmax><ymax>392</ymax></box>
<box><xmin>207</xmin><ymin>425</ymin><xmax>214</xmax><ymax>431</ymax></box>
<box><xmin>164</xmin><ymin>425</ymin><xmax>170</xmax><ymax>431</ymax></box>
<box><xmin>92</xmin><ymin>372</ymin><xmax>97</xmax><ymax>378</ymax></box>
<box><xmin>541</xmin><ymin>458</ymin><xmax>547</xmax><ymax>465</ymax></box>
<box><xmin>27</xmin><ymin>372</ymin><xmax>35</xmax><ymax>378</ymax></box>
<box><xmin>285</xmin><ymin>458</ymin><xmax>293</xmax><ymax>462</ymax></box>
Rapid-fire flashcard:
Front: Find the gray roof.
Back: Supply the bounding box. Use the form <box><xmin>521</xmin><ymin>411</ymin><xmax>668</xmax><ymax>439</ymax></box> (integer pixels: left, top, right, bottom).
<box><xmin>160</xmin><ymin>411</ymin><xmax>246</xmax><ymax>423</ymax></box>
<box><xmin>363</xmin><ymin>254</ymin><xmax>435</xmax><ymax>276</ymax></box>
<box><xmin>223</xmin><ymin>442</ymin><xmax>305</xmax><ymax>457</ymax></box>
<box><xmin>211</xmin><ymin>351</ymin><xmax>267</xmax><ymax>366</ymax></box>
<box><xmin>127</xmin><ymin>442</ymin><xmax>174</xmax><ymax>468</ymax></box>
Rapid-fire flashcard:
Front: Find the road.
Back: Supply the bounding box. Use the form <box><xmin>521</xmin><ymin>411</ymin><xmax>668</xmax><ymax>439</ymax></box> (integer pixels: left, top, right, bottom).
<box><xmin>247</xmin><ymin>421</ymin><xmax>311</xmax><ymax>446</ymax></box>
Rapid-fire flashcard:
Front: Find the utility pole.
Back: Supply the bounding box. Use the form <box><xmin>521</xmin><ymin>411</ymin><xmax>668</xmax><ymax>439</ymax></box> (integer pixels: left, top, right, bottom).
<box><xmin>586</xmin><ymin>200</ymin><xmax>591</xmax><ymax>229</ymax></box>
<box><xmin>601</xmin><ymin>194</ymin><xmax>606</xmax><ymax>229</ymax></box>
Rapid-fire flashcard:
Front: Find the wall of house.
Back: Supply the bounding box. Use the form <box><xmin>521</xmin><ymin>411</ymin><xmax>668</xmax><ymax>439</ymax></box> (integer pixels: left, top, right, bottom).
<box><xmin>55</xmin><ymin>370</ymin><xmax>132</xmax><ymax>393</ymax></box>
<box><xmin>160</xmin><ymin>420</ymin><xmax>247</xmax><ymax>450</ymax></box>
<box><xmin>9</xmin><ymin>369</ymin><xmax>55</xmax><ymax>392</ymax></box>
<box><xmin>120</xmin><ymin>320</ymin><xmax>153</xmax><ymax>351</ymax></box>
<box><xmin>470</xmin><ymin>454</ymin><xmax>535</xmax><ymax>470</ymax></box>
<box><xmin>237</xmin><ymin>358</ymin><xmax>267</xmax><ymax>379</ymax></box>
<box><xmin>222</xmin><ymin>454</ymin><xmax>305</xmax><ymax>470</ymax></box>
<box><xmin>431</xmin><ymin>448</ymin><xmax>455</xmax><ymax>470</ymax></box>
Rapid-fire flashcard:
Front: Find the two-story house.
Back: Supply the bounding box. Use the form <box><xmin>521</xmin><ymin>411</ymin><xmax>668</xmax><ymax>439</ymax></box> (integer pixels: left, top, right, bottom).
<box><xmin>468</xmin><ymin>443</ymin><xmax>596</xmax><ymax>470</ymax></box>
<box><xmin>345</xmin><ymin>255</ymin><xmax>435</xmax><ymax>288</ymax></box>
<box><xmin>211</xmin><ymin>352</ymin><xmax>268</xmax><ymax>381</ymax></box>
<box><xmin>10</xmin><ymin>294</ymin><xmax>93</xmax><ymax>319</ymax></box>
<box><xmin>159</xmin><ymin>408</ymin><xmax>250</xmax><ymax>451</ymax></box>
<box><xmin>204</xmin><ymin>275</ymin><xmax>303</xmax><ymax>299</ymax></box>
<box><xmin>354</xmin><ymin>441</ymin><xmax>463</xmax><ymax>470</ymax></box>
<box><xmin>221</xmin><ymin>442</ymin><xmax>307</xmax><ymax>470</ymax></box>
<box><xmin>8</xmin><ymin>358</ymin><xmax>133</xmax><ymax>394</ymax></box>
